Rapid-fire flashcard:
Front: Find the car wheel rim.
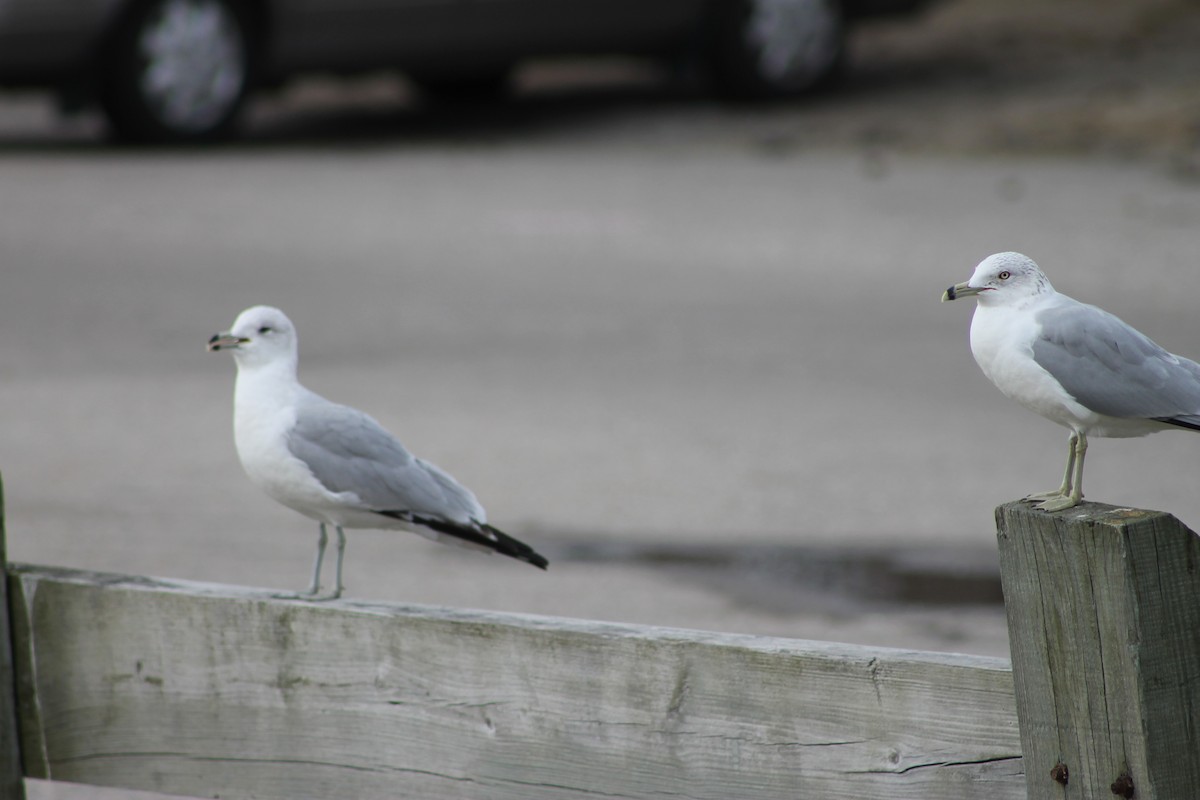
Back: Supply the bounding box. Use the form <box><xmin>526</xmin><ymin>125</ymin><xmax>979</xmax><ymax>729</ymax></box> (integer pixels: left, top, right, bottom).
<box><xmin>745</xmin><ymin>0</ymin><xmax>840</xmax><ymax>88</ymax></box>
<box><xmin>138</xmin><ymin>0</ymin><xmax>246</xmax><ymax>131</ymax></box>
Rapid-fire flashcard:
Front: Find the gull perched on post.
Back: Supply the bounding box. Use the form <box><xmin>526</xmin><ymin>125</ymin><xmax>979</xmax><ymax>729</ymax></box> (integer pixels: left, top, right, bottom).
<box><xmin>942</xmin><ymin>252</ymin><xmax>1200</xmax><ymax>511</ymax></box>
<box><xmin>208</xmin><ymin>305</ymin><xmax>547</xmax><ymax>600</ymax></box>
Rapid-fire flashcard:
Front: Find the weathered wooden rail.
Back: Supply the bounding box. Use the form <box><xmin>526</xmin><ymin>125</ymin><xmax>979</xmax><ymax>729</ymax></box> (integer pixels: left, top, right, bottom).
<box><xmin>1</xmin><ymin>475</ymin><xmax>1198</xmax><ymax>799</ymax></box>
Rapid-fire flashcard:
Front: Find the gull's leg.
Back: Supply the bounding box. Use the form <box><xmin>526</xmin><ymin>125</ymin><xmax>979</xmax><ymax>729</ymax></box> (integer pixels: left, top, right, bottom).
<box><xmin>312</xmin><ymin>526</ymin><xmax>347</xmax><ymax>601</ymax></box>
<box><xmin>1034</xmin><ymin>433</ymin><xmax>1087</xmax><ymax>512</ymax></box>
<box><xmin>273</xmin><ymin>523</ymin><xmax>327</xmax><ymax>599</ymax></box>
<box><xmin>1071</xmin><ymin>432</ymin><xmax>1088</xmax><ymax>502</ymax></box>
<box><xmin>1025</xmin><ymin>431</ymin><xmax>1078</xmax><ymax>503</ymax></box>
<box><xmin>306</xmin><ymin>522</ymin><xmax>329</xmax><ymax>595</ymax></box>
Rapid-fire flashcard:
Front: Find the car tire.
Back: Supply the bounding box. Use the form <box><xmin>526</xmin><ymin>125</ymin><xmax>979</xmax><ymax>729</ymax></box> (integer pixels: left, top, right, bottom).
<box><xmin>99</xmin><ymin>0</ymin><xmax>255</xmax><ymax>143</ymax></box>
<box><xmin>710</xmin><ymin>0</ymin><xmax>846</xmax><ymax>100</ymax></box>
<box><xmin>411</xmin><ymin>66</ymin><xmax>514</xmax><ymax>104</ymax></box>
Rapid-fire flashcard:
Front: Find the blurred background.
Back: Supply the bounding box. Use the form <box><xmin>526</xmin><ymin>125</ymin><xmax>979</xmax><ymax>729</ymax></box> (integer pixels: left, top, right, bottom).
<box><xmin>3</xmin><ymin>3</ymin><xmax>1200</xmax><ymax>793</ymax></box>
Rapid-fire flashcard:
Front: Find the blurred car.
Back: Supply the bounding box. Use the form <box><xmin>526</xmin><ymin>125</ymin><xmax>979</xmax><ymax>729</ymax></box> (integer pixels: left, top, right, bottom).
<box><xmin>0</xmin><ymin>0</ymin><xmax>931</xmax><ymax>144</ymax></box>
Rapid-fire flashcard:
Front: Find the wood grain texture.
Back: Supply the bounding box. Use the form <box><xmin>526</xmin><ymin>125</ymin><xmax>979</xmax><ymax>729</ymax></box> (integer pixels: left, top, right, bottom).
<box><xmin>8</xmin><ymin>564</ymin><xmax>1022</xmax><ymax>800</ymax></box>
<box><xmin>996</xmin><ymin>500</ymin><xmax>1200</xmax><ymax>800</ymax></box>
<box><xmin>0</xmin><ymin>475</ymin><xmax>26</xmax><ymax>800</ymax></box>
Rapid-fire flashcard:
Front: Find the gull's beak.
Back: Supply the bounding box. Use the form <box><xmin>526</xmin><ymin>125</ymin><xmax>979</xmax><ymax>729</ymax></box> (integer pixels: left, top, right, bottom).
<box><xmin>207</xmin><ymin>332</ymin><xmax>248</xmax><ymax>352</ymax></box>
<box><xmin>941</xmin><ymin>281</ymin><xmax>983</xmax><ymax>302</ymax></box>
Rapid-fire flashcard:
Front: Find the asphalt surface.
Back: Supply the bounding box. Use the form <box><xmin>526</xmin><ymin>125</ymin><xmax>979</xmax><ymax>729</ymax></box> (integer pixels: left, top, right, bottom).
<box><xmin>6</xmin><ymin>98</ymin><xmax>1200</xmax><ymax>638</ymax></box>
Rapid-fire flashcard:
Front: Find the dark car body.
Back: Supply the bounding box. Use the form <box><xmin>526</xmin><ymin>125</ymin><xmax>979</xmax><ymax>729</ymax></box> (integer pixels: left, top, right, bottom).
<box><xmin>0</xmin><ymin>0</ymin><xmax>931</xmax><ymax>142</ymax></box>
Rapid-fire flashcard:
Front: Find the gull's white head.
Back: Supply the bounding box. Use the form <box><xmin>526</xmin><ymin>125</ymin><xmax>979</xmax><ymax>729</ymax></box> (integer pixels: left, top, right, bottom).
<box><xmin>941</xmin><ymin>252</ymin><xmax>1053</xmax><ymax>306</ymax></box>
<box><xmin>207</xmin><ymin>305</ymin><xmax>298</xmax><ymax>369</ymax></box>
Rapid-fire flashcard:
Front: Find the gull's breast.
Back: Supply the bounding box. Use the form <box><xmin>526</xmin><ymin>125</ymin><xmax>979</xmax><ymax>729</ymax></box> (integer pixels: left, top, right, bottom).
<box><xmin>970</xmin><ymin>305</ymin><xmax>1093</xmax><ymax>429</ymax></box>
<box><xmin>233</xmin><ymin>384</ymin><xmax>346</xmax><ymax>519</ymax></box>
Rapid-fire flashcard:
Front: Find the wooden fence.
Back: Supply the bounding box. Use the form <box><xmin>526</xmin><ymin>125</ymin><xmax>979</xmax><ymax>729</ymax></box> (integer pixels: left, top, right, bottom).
<box><xmin>1</xmin><ymin>475</ymin><xmax>1198</xmax><ymax>799</ymax></box>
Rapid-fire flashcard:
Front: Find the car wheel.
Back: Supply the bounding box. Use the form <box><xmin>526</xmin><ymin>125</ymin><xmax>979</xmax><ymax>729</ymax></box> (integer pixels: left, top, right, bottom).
<box><xmin>100</xmin><ymin>0</ymin><xmax>254</xmax><ymax>143</ymax></box>
<box><xmin>710</xmin><ymin>0</ymin><xmax>845</xmax><ymax>100</ymax></box>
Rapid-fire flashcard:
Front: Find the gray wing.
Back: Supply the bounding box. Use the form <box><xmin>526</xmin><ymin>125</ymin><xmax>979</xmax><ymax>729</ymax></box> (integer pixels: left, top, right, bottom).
<box><xmin>1032</xmin><ymin>298</ymin><xmax>1200</xmax><ymax>421</ymax></box>
<box><xmin>287</xmin><ymin>394</ymin><xmax>485</xmax><ymax>524</ymax></box>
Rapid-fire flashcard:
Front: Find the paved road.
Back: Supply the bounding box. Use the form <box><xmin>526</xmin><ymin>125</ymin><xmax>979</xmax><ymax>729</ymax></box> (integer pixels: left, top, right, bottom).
<box><xmin>3</xmin><ymin>83</ymin><xmax>1200</xmax><ymax>673</ymax></box>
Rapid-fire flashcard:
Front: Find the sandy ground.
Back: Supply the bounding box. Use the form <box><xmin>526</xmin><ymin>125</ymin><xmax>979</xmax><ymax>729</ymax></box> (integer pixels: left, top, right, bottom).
<box><xmin>4</xmin><ymin>0</ymin><xmax>1200</xmax><ymax>797</ymax></box>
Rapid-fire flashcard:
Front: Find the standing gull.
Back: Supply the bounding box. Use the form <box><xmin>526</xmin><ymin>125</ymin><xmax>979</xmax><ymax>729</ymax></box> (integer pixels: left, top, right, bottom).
<box><xmin>942</xmin><ymin>252</ymin><xmax>1200</xmax><ymax>511</ymax></box>
<box><xmin>208</xmin><ymin>305</ymin><xmax>547</xmax><ymax>600</ymax></box>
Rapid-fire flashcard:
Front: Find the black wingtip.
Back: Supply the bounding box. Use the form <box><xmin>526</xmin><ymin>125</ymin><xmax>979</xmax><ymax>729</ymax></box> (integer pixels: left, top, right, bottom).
<box><xmin>483</xmin><ymin>523</ymin><xmax>549</xmax><ymax>570</ymax></box>
<box><xmin>1156</xmin><ymin>415</ymin><xmax>1200</xmax><ymax>432</ymax></box>
<box><xmin>381</xmin><ymin>509</ymin><xmax>549</xmax><ymax>569</ymax></box>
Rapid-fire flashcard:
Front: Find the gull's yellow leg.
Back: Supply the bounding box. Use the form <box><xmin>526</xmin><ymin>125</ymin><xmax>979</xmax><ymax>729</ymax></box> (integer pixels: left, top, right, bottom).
<box><xmin>1025</xmin><ymin>431</ymin><xmax>1078</xmax><ymax>503</ymax></box>
<box><xmin>1033</xmin><ymin>433</ymin><xmax>1087</xmax><ymax>512</ymax></box>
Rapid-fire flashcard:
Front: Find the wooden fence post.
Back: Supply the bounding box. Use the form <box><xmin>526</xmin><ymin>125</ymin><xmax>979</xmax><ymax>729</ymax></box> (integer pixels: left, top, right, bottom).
<box><xmin>996</xmin><ymin>500</ymin><xmax>1200</xmax><ymax>800</ymax></box>
<box><xmin>0</xmin><ymin>473</ymin><xmax>25</xmax><ymax>800</ymax></box>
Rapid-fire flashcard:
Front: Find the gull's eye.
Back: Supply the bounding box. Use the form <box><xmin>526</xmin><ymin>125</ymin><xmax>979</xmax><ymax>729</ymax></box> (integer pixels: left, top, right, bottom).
<box><xmin>257</xmin><ymin>326</ymin><xmax>273</xmax><ymax>335</ymax></box>
<box><xmin>998</xmin><ymin>270</ymin><xmax>1011</xmax><ymax>281</ymax></box>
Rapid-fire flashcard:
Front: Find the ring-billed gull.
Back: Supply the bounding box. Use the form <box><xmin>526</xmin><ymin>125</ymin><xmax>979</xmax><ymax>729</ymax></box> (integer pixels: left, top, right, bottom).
<box><xmin>208</xmin><ymin>305</ymin><xmax>547</xmax><ymax>600</ymax></box>
<box><xmin>942</xmin><ymin>252</ymin><xmax>1200</xmax><ymax>511</ymax></box>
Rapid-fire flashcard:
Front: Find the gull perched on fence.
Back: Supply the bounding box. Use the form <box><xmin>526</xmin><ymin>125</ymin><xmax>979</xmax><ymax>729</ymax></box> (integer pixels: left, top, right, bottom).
<box><xmin>942</xmin><ymin>252</ymin><xmax>1200</xmax><ymax>511</ymax></box>
<box><xmin>208</xmin><ymin>305</ymin><xmax>547</xmax><ymax>600</ymax></box>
